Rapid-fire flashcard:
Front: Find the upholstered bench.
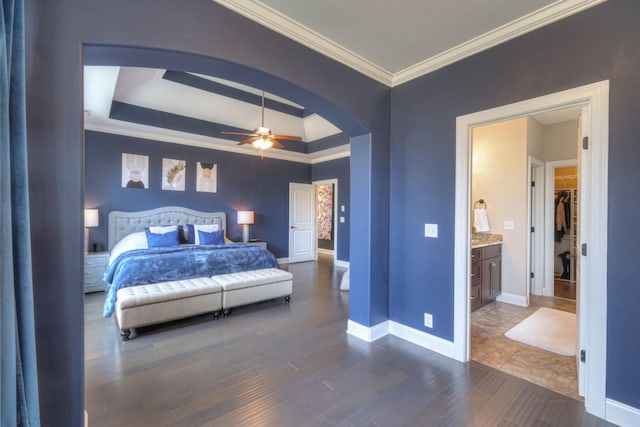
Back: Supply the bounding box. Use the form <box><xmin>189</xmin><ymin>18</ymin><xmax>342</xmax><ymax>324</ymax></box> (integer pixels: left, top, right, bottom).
<box><xmin>209</xmin><ymin>268</ymin><xmax>293</xmax><ymax>317</ymax></box>
<box><xmin>115</xmin><ymin>277</ymin><xmax>222</xmax><ymax>341</ymax></box>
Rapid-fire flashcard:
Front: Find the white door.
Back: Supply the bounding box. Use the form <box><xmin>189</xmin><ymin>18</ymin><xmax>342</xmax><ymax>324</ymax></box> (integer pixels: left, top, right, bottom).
<box><xmin>528</xmin><ymin>157</ymin><xmax>545</xmax><ymax>297</ymax></box>
<box><xmin>288</xmin><ymin>183</ymin><xmax>316</xmax><ymax>263</ymax></box>
<box><xmin>576</xmin><ymin>106</ymin><xmax>589</xmax><ymax>397</ymax></box>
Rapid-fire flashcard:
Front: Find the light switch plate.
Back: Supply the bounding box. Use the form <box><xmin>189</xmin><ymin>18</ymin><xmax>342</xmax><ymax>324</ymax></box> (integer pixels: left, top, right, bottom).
<box><xmin>424</xmin><ymin>223</ymin><xmax>438</xmax><ymax>238</ymax></box>
<box><xmin>341</xmin><ymin>205</ymin><xmax>345</xmax><ymax>212</ymax></box>
<box><xmin>424</xmin><ymin>312</ymin><xmax>433</xmax><ymax>328</ymax></box>
<box><xmin>504</xmin><ymin>221</ymin><xmax>514</xmax><ymax>230</ymax></box>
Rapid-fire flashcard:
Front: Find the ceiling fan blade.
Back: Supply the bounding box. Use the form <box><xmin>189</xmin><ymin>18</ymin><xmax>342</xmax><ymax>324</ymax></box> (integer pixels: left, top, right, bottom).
<box><xmin>272</xmin><ymin>134</ymin><xmax>303</xmax><ymax>141</ymax></box>
<box><xmin>237</xmin><ymin>137</ymin><xmax>259</xmax><ymax>145</ymax></box>
<box><xmin>221</xmin><ymin>131</ymin><xmax>257</xmax><ymax>137</ymax></box>
<box><xmin>270</xmin><ymin>140</ymin><xmax>285</xmax><ymax>149</ymax></box>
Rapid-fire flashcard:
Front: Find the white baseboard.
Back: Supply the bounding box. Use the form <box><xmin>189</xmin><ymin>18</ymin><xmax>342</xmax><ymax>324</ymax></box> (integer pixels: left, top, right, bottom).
<box><xmin>388</xmin><ymin>321</ymin><xmax>457</xmax><ymax>360</ymax></box>
<box><xmin>277</xmin><ymin>257</ymin><xmax>289</xmax><ymax>264</ymax></box>
<box><xmin>496</xmin><ymin>292</ymin><xmax>528</xmax><ymax>307</ymax></box>
<box><xmin>334</xmin><ymin>260</ymin><xmax>350</xmax><ymax>268</ymax></box>
<box><xmin>346</xmin><ymin>319</ymin><xmax>457</xmax><ymax>361</ymax></box>
<box><xmin>606</xmin><ymin>398</ymin><xmax>640</xmax><ymax>427</ymax></box>
<box><xmin>317</xmin><ymin>248</ymin><xmax>335</xmax><ymax>256</ymax></box>
<box><xmin>346</xmin><ymin>320</ymin><xmax>389</xmax><ymax>342</ymax></box>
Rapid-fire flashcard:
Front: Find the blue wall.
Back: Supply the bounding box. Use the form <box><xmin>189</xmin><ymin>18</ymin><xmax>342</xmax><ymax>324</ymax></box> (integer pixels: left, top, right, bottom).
<box><xmin>25</xmin><ymin>1</ymin><xmax>390</xmax><ymax>424</ymax></box>
<box><xmin>24</xmin><ymin>0</ymin><xmax>640</xmax><ymax>423</ymax></box>
<box><xmin>85</xmin><ymin>131</ymin><xmax>310</xmax><ymax>257</ymax></box>
<box><xmin>311</xmin><ymin>157</ymin><xmax>350</xmax><ymax>261</ymax></box>
<box><xmin>390</xmin><ymin>0</ymin><xmax>640</xmax><ymax>409</ymax></box>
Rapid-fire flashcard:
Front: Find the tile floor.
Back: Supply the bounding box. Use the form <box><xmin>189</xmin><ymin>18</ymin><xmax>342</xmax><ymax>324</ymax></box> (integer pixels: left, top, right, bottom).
<box><xmin>471</xmin><ymin>296</ymin><xmax>580</xmax><ymax>400</ymax></box>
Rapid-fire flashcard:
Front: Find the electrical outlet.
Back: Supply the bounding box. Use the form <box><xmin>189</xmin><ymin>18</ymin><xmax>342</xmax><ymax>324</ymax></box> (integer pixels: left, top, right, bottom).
<box><xmin>424</xmin><ymin>223</ymin><xmax>438</xmax><ymax>238</ymax></box>
<box><xmin>424</xmin><ymin>312</ymin><xmax>433</xmax><ymax>328</ymax></box>
<box><xmin>504</xmin><ymin>221</ymin><xmax>514</xmax><ymax>230</ymax></box>
<box><xmin>340</xmin><ymin>216</ymin><xmax>345</xmax><ymax>223</ymax></box>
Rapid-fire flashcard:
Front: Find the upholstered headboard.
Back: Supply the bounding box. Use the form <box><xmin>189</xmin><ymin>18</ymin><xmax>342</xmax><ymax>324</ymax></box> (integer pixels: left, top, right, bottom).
<box><xmin>108</xmin><ymin>206</ymin><xmax>227</xmax><ymax>250</ymax></box>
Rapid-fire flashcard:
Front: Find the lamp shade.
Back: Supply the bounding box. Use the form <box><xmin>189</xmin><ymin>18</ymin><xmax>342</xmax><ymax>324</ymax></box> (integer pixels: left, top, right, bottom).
<box><xmin>237</xmin><ymin>211</ymin><xmax>254</xmax><ymax>225</ymax></box>
<box><xmin>84</xmin><ymin>208</ymin><xmax>99</xmax><ymax>228</ymax></box>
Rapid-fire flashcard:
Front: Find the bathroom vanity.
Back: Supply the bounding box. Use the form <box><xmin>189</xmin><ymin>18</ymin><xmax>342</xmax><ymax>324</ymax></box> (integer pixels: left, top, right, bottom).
<box><xmin>471</xmin><ymin>235</ymin><xmax>502</xmax><ymax>312</ymax></box>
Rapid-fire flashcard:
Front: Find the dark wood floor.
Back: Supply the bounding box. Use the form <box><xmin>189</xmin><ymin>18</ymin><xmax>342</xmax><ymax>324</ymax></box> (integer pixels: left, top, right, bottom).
<box><xmin>85</xmin><ymin>255</ymin><xmax>611</xmax><ymax>426</ymax></box>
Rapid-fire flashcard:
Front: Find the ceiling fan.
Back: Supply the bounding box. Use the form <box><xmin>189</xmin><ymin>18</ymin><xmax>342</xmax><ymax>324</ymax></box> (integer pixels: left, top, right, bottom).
<box><xmin>221</xmin><ymin>91</ymin><xmax>302</xmax><ymax>156</ymax></box>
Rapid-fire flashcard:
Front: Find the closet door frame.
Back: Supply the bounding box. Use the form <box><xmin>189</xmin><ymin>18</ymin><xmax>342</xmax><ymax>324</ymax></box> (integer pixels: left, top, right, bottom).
<box><xmin>544</xmin><ymin>159</ymin><xmax>577</xmax><ymax>297</ymax></box>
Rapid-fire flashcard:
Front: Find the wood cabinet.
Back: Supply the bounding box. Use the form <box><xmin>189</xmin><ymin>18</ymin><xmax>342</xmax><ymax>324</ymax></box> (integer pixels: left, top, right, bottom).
<box><xmin>84</xmin><ymin>252</ymin><xmax>109</xmax><ymax>293</ymax></box>
<box><xmin>470</xmin><ymin>244</ymin><xmax>501</xmax><ymax>311</ymax></box>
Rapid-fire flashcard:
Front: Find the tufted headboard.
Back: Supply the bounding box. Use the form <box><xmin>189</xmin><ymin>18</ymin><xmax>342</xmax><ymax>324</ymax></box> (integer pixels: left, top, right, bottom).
<box><xmin>108</xmin><ymin>206</ymin><xmax>227</xmax><ymax>250</ymax></box>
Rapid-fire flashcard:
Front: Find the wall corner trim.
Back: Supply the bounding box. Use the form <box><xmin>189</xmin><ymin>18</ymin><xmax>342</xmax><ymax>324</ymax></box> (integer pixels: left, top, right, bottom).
<box><xmin>277</xmin><ymin>257</ymin><xmax>289</xmax><ymax>264</ymax></box>
<box><xmin>388</xmin><ymin>321</ymin><xmax>458</xmax><ymax>360</ymax></box>
<box><xmin>334</xmin><ymin>260</ymin><xmax>350</xmax><ymax>268</ymax></box>
<box><xmin>495</xmin><ymin>292</ymin><xmax>528</xmax><ymax>307</ymax></box>
<box><xmin>606</xmin><ymin>399</ymin><xmax>640</xmax><ymax>427</ymax></box>
<box><xmin>347</xmin><ymin>320</ymin><xmax>389</xmax><ymax>342</ymax></box>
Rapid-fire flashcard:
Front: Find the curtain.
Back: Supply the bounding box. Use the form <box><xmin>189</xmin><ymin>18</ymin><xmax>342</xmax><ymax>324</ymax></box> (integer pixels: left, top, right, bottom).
<box><xmin>1</xmin><ymin>0</ymin><xmax>41</xmax><ymax>425</ymax></box>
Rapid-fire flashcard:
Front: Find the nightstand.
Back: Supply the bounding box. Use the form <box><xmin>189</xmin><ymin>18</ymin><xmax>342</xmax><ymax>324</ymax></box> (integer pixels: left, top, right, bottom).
<box><xmin>248</xmin><ymin>241</ymin><xmax>267</xmax><ymax>250</ymax></box>
<box><xmin>84</xmin><ymin>251</ymin><xmax>109</xmax><ymax>293</ymax></box>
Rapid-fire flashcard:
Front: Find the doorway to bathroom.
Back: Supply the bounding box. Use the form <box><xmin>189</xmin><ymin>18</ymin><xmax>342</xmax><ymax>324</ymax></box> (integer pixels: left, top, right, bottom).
<box><xmin>454</xmin><ymin>81</ymin><xmax>609</xmax><ymax>417</ymax></box>
<box><xmin>469</xmin><ymin>109</ymin><xmax>582</xmax><ymax>399</ymax></box>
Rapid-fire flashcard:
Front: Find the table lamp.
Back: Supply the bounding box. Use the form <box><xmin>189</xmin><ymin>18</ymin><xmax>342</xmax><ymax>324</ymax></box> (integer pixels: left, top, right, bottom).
<box><xmin>237</xmin><ymin>211</ymin><xmax>254</xmax><ymax>243</ymax></box>
<box><xmin>84</xmin><ymin>208</ymin><xmax>99</xmax><ymax>252</ymax></box>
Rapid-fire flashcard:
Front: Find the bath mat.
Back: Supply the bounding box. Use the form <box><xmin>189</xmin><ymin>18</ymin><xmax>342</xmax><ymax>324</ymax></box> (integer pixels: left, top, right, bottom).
<box><xmin>504</xmin><ymin>307</ymin><xmax>576</xmax><ymax>356</ymax></box>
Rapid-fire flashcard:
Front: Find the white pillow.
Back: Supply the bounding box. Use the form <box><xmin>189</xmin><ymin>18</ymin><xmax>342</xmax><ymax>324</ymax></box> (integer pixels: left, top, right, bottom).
<box><xmin>192</xmin><ymin>223</ymin><xmax>219</xmax><ymax>244</ymax></box>
<box><xmin>109</xmin><ymin>231</ymin><xmax>148</xmax><ymax>266</ymax></box>
<box><xmin>148</xmin><ymin>225</ymin><xmax>178</xmax><ymax>234</ymax></box>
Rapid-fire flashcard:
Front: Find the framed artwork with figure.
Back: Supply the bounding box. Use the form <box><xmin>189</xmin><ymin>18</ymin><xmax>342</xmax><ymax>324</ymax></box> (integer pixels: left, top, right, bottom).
<box><xmin>196</xmin><ymin>162</ymin><xmax>217</xmax><ymax>193</ymax></box>
<box><xmin>121</xmin><ymin>153</ymin><xmax>148</xmax><ymax>189</ymax></box>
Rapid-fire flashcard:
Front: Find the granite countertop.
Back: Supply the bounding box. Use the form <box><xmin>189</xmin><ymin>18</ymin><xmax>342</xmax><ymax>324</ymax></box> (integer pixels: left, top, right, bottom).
<box><xmin>471</xmin><ymin>233</ymin><xmax>503</xmax><ymax>248</ymax></box>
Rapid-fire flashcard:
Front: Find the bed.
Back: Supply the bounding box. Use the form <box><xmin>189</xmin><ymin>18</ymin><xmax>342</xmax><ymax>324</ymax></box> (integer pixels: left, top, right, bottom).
<box><xmin>103</xmin><ymin>206</ymin><xmax>279</xmax><ymax>318</ymax></box>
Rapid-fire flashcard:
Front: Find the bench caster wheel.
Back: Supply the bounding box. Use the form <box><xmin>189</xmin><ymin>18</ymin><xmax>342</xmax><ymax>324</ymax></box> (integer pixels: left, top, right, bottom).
<box><xmin>213</xmin><ymin>311</ymin><xmax>221</xmax><ymax>320</ymax></box>
<box><xmin>223</xmin><ymin>309</ymin><xmax>232</xmax><ymax>317</ymax></box>
<box><xmin>284</xmin><ymin>295</ymin><xmax>290</xmax><ymax>304</ymax></box>
<box><xmin>120</xmin><ymin>329</ymin><xmax>131</xmax><ymax>341</ymax></box>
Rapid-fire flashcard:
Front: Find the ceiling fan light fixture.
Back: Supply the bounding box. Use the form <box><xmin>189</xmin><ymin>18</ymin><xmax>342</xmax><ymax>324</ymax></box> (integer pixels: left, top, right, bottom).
<box><xmin>252</xmin><ymin>137</ymin><xmax>273</xmax><ymax>150</ymax></box>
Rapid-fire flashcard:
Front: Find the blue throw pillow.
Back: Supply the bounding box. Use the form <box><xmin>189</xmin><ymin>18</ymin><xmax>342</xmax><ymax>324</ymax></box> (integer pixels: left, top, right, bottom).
<box><xmin>197</xmin><ymin>229</ymin><xmax>224</xmax><ymax>245</ymax></box>
<box><xmin>145</xmin><ymin>228</ymin><xmax>180</xmax><ymax>248</ymax></box>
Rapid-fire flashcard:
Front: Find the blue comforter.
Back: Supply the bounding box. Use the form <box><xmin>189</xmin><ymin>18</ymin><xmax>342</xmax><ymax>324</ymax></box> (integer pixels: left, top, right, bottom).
<box><xmin>103</xmin><ymin>244</ymin><xmax>279</xmax><ymax>317</ymax></box>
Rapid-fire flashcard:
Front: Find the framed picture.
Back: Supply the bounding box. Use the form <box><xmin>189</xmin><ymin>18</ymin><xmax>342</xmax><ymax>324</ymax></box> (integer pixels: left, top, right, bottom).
<box><xmin>121</xmin><ymin>153</ymin><xmax>149</xmax><ymax>189</ymax></box>
<box><xmin>162</xmin><ymin>158</ymin><xmax>186</xmax><ymax>191</ymax></box>
<box><xmin>196</xmin><ymin>162</ymin><xmax>217</xmax><ymax>193</ymax></box>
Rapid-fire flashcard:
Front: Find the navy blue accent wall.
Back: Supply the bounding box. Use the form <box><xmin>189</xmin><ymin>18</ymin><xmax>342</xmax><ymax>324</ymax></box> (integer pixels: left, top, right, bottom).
<box><xmin>390</xmin><ymin>0</ymin><xmax>640</xmax><ymax>408</ymax></box>
<box><xmin>85</xmin><ymin>131</ymin><xmax>308</xmax><ymax>257</ymax></box>
<box><xmin>25</xmin><ymin>1</ymin><xmax>390</xmax><ymax>424</ymax></box>
<box><xmin>311</xmin><ymin>157</ymin><xmax>350</xmax><ymax>262</ymax></box>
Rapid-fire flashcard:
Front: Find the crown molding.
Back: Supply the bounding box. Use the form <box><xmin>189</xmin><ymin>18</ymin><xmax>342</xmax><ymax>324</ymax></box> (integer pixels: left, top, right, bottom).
<box><xmin>212</xmin><ymin>0</ymin><xmax>393</xmax><ymax>86</ymax></box>
<box><xmin>213</xmin><ymin>0</ymin><xmax>607</xmax><ymax>88</ymax></box>
<box><xmin>85</xmin><ymin>118</ymin><xmax>349</xmax><ymax>165</ymax></box>
<box><xmin>392</xmin><ymin>0</ymin><xmax>608</xmax><ymax>86</ymax></box>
